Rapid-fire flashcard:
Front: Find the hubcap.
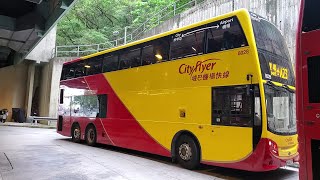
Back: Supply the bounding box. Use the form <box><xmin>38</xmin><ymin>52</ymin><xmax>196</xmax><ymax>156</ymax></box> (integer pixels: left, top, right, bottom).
<box><xmin>87</xmin><ymin>129</ymin><xmax>95</xmax><ymax>143</ymax></box>
<box><xmin>74</xmin><ymin>128</ymin><xmax>80</xmax><ymax>139</ymax></box>
<box><xmin>179</xmin><ymin>143</ymin><xmax>192</xmax><ymax>161</ymax></box>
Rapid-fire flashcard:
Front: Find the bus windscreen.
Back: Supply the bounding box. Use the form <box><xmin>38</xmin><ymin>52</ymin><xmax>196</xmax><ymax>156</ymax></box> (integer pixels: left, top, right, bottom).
<box><xmin>250</xmin><ymin>12</ymin><xmax>290</xmax><ymax>60</ymax></box>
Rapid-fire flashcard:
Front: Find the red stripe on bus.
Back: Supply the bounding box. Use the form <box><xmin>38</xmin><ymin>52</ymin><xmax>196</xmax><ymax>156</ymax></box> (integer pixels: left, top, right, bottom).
<box><xmin>83</xmin><ymin>74</ymin><xmax>171</xmax><ymax>156</ymax></box>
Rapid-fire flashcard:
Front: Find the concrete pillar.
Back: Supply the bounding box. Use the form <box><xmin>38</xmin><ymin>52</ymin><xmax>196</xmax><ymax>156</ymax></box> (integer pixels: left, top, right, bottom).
<box><xmin>47</xmin><ymin>57</ymin><xmax>76</xmax><ymax>117</ymax></box>
<box><xmin>38</xmin><ymin>57</ymin><xmax>76</xmax><ymax>119</ymax></box>
<box><xmin>48</xmin><ymin>58</ymin><xmax>64</xmax><ymax>117</ymax></box>
<box><xmin>26</xmin><ymin>26</ymin><xmax>57</xmax><ymax>63</ymax></box>
<box><xmin>25</xmin><ymin>63</ymin><xmax>35</xmax><ymax>117</ymax></box>
<box><xmin>39</xmin><ymin>62</ymin><xmax>52</xmax><ymax>117</ymax></box>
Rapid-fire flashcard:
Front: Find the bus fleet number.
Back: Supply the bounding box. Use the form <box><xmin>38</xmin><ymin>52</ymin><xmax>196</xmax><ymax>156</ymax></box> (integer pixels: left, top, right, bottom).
<box><xmin>238</xmin><ymin>49</ymin><xmax>249</xmax><ymax>55</ymax></box>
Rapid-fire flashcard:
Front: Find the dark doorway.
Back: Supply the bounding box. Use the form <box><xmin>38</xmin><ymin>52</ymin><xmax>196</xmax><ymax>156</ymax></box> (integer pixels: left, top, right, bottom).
<box><xmin>311</xmin><ymin>139</ymin><xmax>320</xmax><ymax>180</ymax></box>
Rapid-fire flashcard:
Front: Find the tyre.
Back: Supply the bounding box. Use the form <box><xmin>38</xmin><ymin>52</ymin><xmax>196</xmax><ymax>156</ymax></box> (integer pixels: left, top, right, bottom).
<box><xmin>71</xmin><ymin>124</ymin><xmax>81</xmax><ymax>143</ymax></box>
<box><xmin>85</xmin><ymin>125</ymin><xmax>97</xmax><ymax>146</ymax></box>
<box><xmin>176</xmin><ymin>134</ymin><xmax>200</xmax><ymax>170</ymax></box>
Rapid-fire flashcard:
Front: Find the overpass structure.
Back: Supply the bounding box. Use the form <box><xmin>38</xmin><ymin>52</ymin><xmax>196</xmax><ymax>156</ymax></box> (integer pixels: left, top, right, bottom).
<box><xmin>0</xmin><ymin>0</ymin><xmax>77</xmax><ymax>66</ymax></box>
<box><xmin>0</xmin><ymin>0</ymin><xmax>77</xmax><ymax>121</ymax></box>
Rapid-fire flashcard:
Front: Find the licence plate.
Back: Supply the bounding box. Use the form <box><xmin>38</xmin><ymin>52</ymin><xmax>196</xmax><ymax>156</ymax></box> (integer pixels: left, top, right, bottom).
<box><xmin>286</xmin><ymin>159</ymin><xmax>293</xmax><ymax>165</ymax></box>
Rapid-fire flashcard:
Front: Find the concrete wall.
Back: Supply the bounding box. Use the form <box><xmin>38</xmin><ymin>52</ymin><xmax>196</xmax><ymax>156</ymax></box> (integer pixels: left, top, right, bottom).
<box><xmin>0</xmin><ymin>62</ymin><xmax>29</xmax><ymax>121</ymax></box>
<box><xmin>25</xmin><ymin>26</ymin><xmax>57</xmax><ymax>63</ymax></box>
<box><xmin>0</xmin><ymin>55</ymin><xmax>74</xmax><ymax>123</ymax></box>
<box><xmin>141</xmin><ymin>0</ymin><xmax>300</xmax><ymax>63</ymax></box>
<box><xmin>0</xmin><ymin>56</ymin><xmax>74</xmax><ymax>123</ymax></box>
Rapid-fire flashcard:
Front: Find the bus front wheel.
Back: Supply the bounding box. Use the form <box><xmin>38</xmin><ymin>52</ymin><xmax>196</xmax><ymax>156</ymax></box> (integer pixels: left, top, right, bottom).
<box><xmin>85</xmin><ymin>125</ymin><xmax>97</xmax><ymax>146</ymax></box>
<box><xmin>71</xmin><ymin>124</ymin><xmax>81</xmax><ymax>143</ymax></box>
<box><xmin>176</xmin><ymin>135</ymin><xmax>200</xmax><ymax>169</ymax></box>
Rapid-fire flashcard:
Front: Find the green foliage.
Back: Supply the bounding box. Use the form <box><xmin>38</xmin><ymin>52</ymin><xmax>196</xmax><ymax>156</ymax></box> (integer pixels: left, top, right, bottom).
<box><xmin>57</xmin><ymin>0</ymin><xmax>193</xmax><ymax>46</ymax></box>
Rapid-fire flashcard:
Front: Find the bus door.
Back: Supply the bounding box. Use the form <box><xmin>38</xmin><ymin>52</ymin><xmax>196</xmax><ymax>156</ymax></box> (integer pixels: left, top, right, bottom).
<box><xmin>211</xmin><ymin>84</ymin><xmax>258</xmax><ymax>161</ymax></box>
<box><xmin>60</xmin><ymin>95</ymin><xmax>72</xmax><ymax>135</ymax></box>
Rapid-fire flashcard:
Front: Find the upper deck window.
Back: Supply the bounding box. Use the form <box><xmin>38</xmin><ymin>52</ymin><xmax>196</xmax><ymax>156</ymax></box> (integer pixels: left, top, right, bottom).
<box><xmin>74</xmin><ymin>61</ymin><xmax>86</xmax><ymax>78</ymax></box>
<box><xmin>170</xmin><ymin>27</ymin><xmax>205</xmax><ymax>60</ymax></box>
<box><xmin>141</xmin><ymin>38</ymin><xmax>170</xmax><ymax>65</ymax></box>
<box><xmin>61</xmin><ymin>15</ymin><xmax>249</xmax><ymax>79</ymax></box>
<box><xmin>103</xmin><ymin>54</ymin><xmax>118</xmax><ymax>72</ymax></box>
<box><xmin>119</xmin><ymin>48</ymin><xmax>141</xmax><ymax>69</ymax></box>
<box><xmin>86</xmin><ymin>56</ymin><xmax>102</xmax><ymax>75</ymax></box>
<box><xmin>142</xmin><ymin>45</ymin><xmax>157</xmax><ymax>65</ymax></box>
<box><xmin>62</xmin><ymin>64</ymin><xmax>75</xmax><ymax>80</ymax></box>
<box><xmin>207</xmin><ymin>16</ymin><xmax>248</xmax><ymax>53</ymax></box>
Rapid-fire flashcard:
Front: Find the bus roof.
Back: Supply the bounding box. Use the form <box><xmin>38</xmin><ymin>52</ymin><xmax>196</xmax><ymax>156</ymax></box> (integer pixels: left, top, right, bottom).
<box><xmin>63</xmin><ymin>58</ymin><xmax>82</xmax><ymax>65</ymax></box>
<box><xmin>63</xmin><ymin>8</ymin><xmax>249</xmax><ymax>65</ymax></box>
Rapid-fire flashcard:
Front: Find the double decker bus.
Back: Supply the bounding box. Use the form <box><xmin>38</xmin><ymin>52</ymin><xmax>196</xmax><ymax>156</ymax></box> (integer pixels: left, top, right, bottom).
<box><xmin>296</xmin><ymin>0</ymin><xmax>320</xmax><ymax>179</ymax></box>
<box><xmin>58</xmin><ymin>9</ymin><xmax>298</xmax><ymax>171</ymax></box>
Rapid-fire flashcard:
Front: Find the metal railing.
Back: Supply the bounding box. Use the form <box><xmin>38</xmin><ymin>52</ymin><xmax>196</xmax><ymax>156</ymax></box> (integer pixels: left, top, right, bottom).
<box><xmin>54</xmin><ymin>0</ymin><xmax>207</xmax><ymax>57</ymax></box>
<box><xmin>28</xmin><ymin>116</ymin><xmax>58</xmax><ymax>126</ymax></box>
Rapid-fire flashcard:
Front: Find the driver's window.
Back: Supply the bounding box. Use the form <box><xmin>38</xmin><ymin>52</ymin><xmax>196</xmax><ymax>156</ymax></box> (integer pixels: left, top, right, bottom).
<box><xmin>212</xmin><ymin>85</ymin><xmax>254</xmax><ymax>127</ymax></box>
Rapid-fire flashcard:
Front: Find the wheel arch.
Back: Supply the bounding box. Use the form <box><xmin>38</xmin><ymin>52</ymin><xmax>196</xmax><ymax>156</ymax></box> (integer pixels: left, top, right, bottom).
<box><xmin>171</xmin><ymin>130</ymin><xmax>202</xmax><ymax>162</ymax></box>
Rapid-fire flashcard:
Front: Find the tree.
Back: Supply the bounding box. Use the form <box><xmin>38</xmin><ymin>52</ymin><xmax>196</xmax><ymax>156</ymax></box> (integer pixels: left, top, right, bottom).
<box><xmin>57</xmin><ymin>0</ymin><xmax>193</xmax><ymax>46</ymax></box>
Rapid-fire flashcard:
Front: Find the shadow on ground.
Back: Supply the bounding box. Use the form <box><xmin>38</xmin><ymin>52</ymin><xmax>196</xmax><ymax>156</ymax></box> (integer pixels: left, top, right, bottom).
<box><xmin>58</xmin><ymin>138</ymin><xmax>297</xmax><ymax>180</ymax></box>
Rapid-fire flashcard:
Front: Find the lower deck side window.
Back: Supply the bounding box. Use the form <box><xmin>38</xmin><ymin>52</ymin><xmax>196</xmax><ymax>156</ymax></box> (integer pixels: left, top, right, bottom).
<box><xmin>69</xmin><ymin>94</ymin><xmax>107</xmax><ymax>118</ymax></box>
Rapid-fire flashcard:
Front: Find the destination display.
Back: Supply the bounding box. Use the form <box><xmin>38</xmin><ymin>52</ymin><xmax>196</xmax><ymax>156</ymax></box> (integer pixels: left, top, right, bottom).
<box><xmin>259</xmin><ymin>52</ymin><xmax>295</xmax><ymax>86</ymax></box>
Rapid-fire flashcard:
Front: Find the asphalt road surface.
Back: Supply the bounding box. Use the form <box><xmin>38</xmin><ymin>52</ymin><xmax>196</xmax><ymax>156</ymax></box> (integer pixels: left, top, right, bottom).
<box><xmin>0</xmin><ymin>126</ymin><xmax>298</xmax><ymax>180</ymax></box>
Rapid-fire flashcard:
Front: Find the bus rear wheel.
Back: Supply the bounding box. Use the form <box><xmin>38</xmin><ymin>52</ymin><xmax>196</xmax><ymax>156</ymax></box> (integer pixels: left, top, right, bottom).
<box><xmin>71</xmin><ymin>124</ymin><xmax>81</xmax><ymax>143</ymax></box>
<box><xmin>176</xmin><ymin>134</ymin><xmax>200</xmax><ymax>170</ymax></box>
<box><xmin>85</xmin><ymin>125</ymin><xmax>97</xmax><ymax>146</ymax></box>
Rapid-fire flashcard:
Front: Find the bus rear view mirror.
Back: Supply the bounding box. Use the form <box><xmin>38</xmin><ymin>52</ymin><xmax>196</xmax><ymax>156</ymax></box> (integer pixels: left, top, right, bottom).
<box><xmin>246</xmin><ymin>85</ymin><xmax>253</xmax><ymax>96</ymax></box>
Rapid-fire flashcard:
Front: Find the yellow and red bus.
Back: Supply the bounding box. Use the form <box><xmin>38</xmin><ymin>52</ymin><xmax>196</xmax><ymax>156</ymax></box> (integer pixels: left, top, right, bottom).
<box><xmin>57</xmin><ymin>9</ymin><xmax>298</xmax><ymax>171</ymax></box>
<box><xmin>296</xmin><ymin>0</ymin><xmax>320</xmax><ymax>179</ymax></box>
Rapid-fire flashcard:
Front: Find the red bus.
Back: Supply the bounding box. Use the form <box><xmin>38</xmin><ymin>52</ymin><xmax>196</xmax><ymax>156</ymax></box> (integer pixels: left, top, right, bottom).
<box><xmin>296</xmin><ymin>0</ymin><xmax>320</xmax><ymax>179</ymax></box>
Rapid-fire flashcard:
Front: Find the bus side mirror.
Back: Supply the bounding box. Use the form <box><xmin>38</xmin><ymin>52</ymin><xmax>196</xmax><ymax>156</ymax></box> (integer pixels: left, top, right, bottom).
<box><xmin>246</xmin><ymin>85</ymin><xmax>253</xmax><ymax>96</ymax></box>
<box><xmin>246</xmin><ymin>74</ymin><xmax>254</xmax><ymax>96</ymax></box>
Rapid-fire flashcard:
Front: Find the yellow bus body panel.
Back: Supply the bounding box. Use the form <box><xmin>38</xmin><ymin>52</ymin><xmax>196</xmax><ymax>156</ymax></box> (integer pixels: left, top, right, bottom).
<box><xmin>104</xmin><ymin>44</ymin><xmax>256</xmax><ymax>162</ymax></box>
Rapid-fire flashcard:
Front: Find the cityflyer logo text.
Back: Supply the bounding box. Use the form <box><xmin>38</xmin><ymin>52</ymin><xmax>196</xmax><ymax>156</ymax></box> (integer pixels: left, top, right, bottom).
<box><xmin>179</xmin><ymin>59</ymin><xmax>219</xmax><ymax>76</ymax></box>
<box><xmin>178</xmin><ymin>58</ymin><xmax>230</xmax><ymax>81</ymax></box>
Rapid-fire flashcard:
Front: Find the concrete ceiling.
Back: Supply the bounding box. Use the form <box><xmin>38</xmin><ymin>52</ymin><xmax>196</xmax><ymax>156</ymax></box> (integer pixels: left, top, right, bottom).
<box><xmin>0</xmin><ymin>0</ymin><xmax>77</xmax><ymax>68</ymax></box>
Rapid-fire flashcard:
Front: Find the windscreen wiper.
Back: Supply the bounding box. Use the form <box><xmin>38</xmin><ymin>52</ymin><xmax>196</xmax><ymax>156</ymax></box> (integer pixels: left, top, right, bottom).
<box><xmin>266</xmin><ymin>80</ymin><xmax>280</xmax><ymax>90</ymax></box>
<box><xmin>282</xmin><ymin>84</ymin><xmax>295</xmax><ymax>93</ymax></box>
